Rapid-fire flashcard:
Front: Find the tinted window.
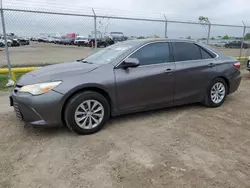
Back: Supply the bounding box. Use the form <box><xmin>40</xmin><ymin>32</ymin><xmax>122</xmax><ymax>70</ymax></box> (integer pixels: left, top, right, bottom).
<box><xmin>173</xmin><ymin>42</ymin><xmax>201</xmax><ymax>61</ymax></box>
<box><xmin>130</xmin><ymin>42</ymin><xmax>172</xmax><ymax>65</ymax></box>
<box><xmin>200</xmin><ymin>48</ymin><xmax>213</xmax><ymax>59</ymax></box>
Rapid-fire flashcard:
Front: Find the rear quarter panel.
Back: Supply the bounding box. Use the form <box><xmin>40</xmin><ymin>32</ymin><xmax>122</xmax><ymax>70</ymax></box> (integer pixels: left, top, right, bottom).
<box><xmin>213</xmin><ymin>57</ymin><xmax>241</xmax><ymax>93</ymax></box>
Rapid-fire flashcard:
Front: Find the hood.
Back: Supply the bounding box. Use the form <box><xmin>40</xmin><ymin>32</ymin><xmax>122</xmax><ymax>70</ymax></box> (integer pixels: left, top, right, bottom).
<box><xmin>17</xmin><ymin>61</ymin><xmax>101</xmax><ymax>85</ymax></box>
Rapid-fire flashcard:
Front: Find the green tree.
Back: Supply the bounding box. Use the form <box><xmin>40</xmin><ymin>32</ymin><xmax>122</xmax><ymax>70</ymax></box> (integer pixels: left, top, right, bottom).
<box><xmin>222</xmin><ymin>35</ymin><xmax>229</xmax><ymax>40</ymax></box>
<box><xmin>211</xmin><ymin>37</ymin><xmax>215</xmax><ymax>40</ymax></box>
<box><xmin>137</xmin><ymin>36</ymin><xmax>145</xmax><ymax>39</ymax></box>
<box><xmin>245</xmin><ymin>33</ymin><xmax>250</xmax><ymax>40</ymax></box>
<box><xmin>198</xmin><ymin>16</ymin><xmax>210</xmax><ymax>25</ymax></box>
<box><xmin>186</xmin><ymin>36</ymin><xmax>191</xmax><ymax>39</ymax></box>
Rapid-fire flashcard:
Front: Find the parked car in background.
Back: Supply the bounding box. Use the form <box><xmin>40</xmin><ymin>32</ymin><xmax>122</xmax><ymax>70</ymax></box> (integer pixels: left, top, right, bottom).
<box><xmin>88</xmin><ymin>38</ymin><xmax>114</xmax><ymax>48</ymax></box>
<box><xmin>18</xmin><ymin>37</ymin><xmax>30</xmax><ymax>45</ymax></box>
<box><xmin>0</xmin><ymin>36</ymin><xmax>13</xmax><ymax>47</ymax></box>
<box><xmin>110</xmin><ymin>32</ymin><xmax>127</xmax><ymax>42</ymax></box>
<box><xmin>0</xmin><ymin>40</ymin><xmax>4</xmax><ymax>47</ymax></box>
<box><xmin>10</xmin><ymin>38</ymin><xmax>20</xmax><ymax>47</ymax></box>
<box><xmin>61</xmin><ymin>36</ymin><xmax>75</xmax><ymax>45</ymax></box>
<box><xmin>10</xmin><ymin>39</ymin><xmax>241</xmax><ymax>135</ymax></box>
<box><xmin>53</xmin><ymin>37</ymin><xmax>61</xmax><ymax>44</ymax></box>
<box><xmin>225</xmin><ymin>41</ymin><xmax>249</xmax><ymax>49</ymax></box>
<box><xmin>88</xmin><ymin>38</ymin><xmax>106</xmax><ymax>47</ymax></box>
<box><xmin>5</xmin><ymin>35</ymin><xmax>20</xmax><ymax>47</ymax></box>
<box><xmin>74</xmin><ymin>36</ymin><xmax>89</xmax><ymax>46</ymax></box>
<box><xmin>214</xmin><ymin>41</ymin><xmax>228</xmax><ymax>47</ymax></box>
<box><xmin>30</xmin><ymin>37</ymin><xmax>38</xmax><ymax>41</ymax></box>
<box><xmin>247</xmin><ymin>57</ymin><xmax>250</xmax><ymax>72</ymax></box>
<box><xmin>38</xmin><ymin>37</ymin><xmax>48</xmax><ymax>43</ymax></box>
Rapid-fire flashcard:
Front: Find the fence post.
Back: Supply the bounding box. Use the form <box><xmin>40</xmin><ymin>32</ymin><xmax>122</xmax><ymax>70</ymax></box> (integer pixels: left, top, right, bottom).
<box><xmin>0</xmin><ymin>6</ymin><xmax>12</xmax><ymax>80</ymax></box>
<box><xmin>207</xmin><ymin>24</ymin><xmax>211</xmax><ymax>45</ymax></box>
<box><xmin>239</xmin><ymin>22</ymin><xmax>246</xmax><ymax>60</ymax></box>
<box><xmin>163</xmin><ymin>14</ymin><xmax>167</xmax><ymax>38</ymax></box>
<box><xmin>92</xmin><ymin>8</ymin><xmax>97</xmax><ymax>50</ymax></box>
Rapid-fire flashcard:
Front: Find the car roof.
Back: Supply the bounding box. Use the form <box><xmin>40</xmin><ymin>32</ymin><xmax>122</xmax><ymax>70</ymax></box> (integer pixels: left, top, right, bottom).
<box><xmin>120</xmin><ymin>38</ymin><xmax>197</xmax><ymax>46</ymax></box>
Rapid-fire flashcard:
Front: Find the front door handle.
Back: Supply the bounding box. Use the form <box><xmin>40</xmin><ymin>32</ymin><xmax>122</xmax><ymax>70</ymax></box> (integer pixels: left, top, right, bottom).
<box><xmin>165</xmin><ymin>68</ymin><xmax>173</xmax><ymax>75</ymax></box>
<box><xmin>208</xmin><ymin>63</ymin><xmax>215</xmax><ymax>67</ymax></box>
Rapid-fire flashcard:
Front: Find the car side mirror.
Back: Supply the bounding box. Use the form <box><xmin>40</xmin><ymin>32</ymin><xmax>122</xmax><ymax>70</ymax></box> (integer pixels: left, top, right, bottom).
<box><xmin>121</xmin><ymin>58</ymin><xmax>140</xmax><ymax>69</ymax></box>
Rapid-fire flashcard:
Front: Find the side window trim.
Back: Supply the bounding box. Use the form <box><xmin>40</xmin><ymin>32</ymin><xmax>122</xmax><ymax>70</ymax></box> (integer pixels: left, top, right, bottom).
<box><xmin>116</xmin><ymin>41</ymin><xmax>173</xmax><ymax>68</ymax></box>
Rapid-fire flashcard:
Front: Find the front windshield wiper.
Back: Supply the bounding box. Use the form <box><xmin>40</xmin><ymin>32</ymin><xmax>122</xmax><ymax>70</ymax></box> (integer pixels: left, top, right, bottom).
<box><xmin>76</xmin><ymin>59</ymin><xmax>93</xmax><ymax>64</ymax></box>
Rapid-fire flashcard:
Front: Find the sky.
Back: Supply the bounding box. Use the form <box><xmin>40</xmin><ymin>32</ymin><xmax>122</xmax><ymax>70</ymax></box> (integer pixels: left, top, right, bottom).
<box><xmin>2</xmin><ymin>0</ymin><xmax>250</xmax><ymax>39</ymax></box>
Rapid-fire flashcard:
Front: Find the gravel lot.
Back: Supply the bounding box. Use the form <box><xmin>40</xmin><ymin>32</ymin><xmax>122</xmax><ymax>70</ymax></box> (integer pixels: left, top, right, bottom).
<box><xmin>0</xmin><ymin>42</ymin><xmax>250</xmax><ymax>67</ymax></box>
<box><xmin>0</xmin><ymin>70</ymin><xmax>250</xmax><ymax>188</ymax></box>
<box><xmin>0</xmin><ymin>42</ymin><xmax>96</xmax><ymax>67</ymax></box>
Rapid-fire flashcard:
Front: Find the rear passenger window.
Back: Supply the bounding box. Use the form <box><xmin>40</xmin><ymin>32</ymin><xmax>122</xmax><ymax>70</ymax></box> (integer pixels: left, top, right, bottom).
<box><xmin>200</xmin><ymin>48</ymin><xmax>213</xmax><ymax>59</ymax></box>
<box><xmin>173</xmin><ymin>42</ymin><xmax>201</xmax><ymax>61</ymax></box>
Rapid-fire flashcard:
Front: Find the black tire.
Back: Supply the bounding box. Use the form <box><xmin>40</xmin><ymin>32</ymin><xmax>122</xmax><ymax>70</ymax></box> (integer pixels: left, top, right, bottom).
<box><xmin>64</xmin><ymin>91</ymin><xmax>110</xmax><ymax>135</ymax></box>
<box><xmin>203</xmin><ymin>78</ymin><xmax>228</xmax><ymax>108</ymax></box>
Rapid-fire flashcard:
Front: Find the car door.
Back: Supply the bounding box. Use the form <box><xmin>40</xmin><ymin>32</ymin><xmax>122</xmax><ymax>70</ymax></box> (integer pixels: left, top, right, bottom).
<box><xmin>172</xmin><ymin>42</ymin><xmax>217</xmax><ymax>105</ymax></box>
<box><xmin>114</xmin><ymin>42</ymin><xmax>175</xmax><ymax>111</ymax></box>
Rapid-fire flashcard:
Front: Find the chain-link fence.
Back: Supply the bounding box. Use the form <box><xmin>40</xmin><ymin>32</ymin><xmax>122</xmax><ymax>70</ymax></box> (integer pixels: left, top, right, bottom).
<box><xmin>0</xmin><ymin>6</ymin><xmax>250</xmax><ymax>72</ymax></box>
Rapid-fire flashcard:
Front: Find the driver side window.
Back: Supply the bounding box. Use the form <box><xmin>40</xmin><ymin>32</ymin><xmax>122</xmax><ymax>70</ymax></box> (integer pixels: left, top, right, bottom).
<box><xmin>129</xmin><ymin>42</ymin><xmax>172</xmax><ymax>66</ymax></box>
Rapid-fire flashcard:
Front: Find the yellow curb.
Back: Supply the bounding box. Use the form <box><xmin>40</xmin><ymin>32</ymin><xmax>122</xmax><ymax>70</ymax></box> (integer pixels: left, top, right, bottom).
<box><xmin>0</xmin><ymin>67</ymin><xmax>38</xmax><ymax>81</ymax></box>
<box><xmin>236</xmin><ymin>56</ymin><xmax>249</xmax><ymax>60</ymax></box>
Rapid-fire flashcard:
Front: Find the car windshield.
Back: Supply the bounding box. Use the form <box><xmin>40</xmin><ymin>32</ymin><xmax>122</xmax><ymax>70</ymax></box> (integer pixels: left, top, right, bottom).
<box><xmin>83</xmin><ymin>43</ymin><xmax>133</xmax><ymax>64</ymax></box>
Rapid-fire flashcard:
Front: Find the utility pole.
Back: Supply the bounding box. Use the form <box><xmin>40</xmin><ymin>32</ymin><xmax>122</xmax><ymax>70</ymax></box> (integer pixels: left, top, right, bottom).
<box><xmin>92</xmin><ymin>8</ymin><xmax>97</xmax><ymax>50</ymax></box>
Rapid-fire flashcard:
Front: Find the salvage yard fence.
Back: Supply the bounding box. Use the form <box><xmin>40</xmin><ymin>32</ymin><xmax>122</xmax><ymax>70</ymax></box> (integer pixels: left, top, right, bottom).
<box><xmin>0</xmin><ymin>3</ymin><xmax>250</xmax><ymax>80</ymax></box>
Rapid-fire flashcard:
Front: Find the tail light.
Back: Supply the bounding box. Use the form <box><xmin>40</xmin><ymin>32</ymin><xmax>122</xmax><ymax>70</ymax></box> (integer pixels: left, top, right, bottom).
<box><xmin>233</xmin><ymin>62</ymin><xmax>240</xmax><ymax>69</ymax></box>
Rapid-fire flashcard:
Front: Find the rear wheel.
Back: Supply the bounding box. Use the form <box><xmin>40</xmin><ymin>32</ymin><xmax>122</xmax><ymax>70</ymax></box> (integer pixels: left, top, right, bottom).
<box><xmin>64</xmin><ymin>91</ymin><xmax>110</xmax><ymax>135</ymax></box>
<box><xmin>203</xmin><ymin>78</ymin><xmax>227</xmax><ymax>107</ymax></box>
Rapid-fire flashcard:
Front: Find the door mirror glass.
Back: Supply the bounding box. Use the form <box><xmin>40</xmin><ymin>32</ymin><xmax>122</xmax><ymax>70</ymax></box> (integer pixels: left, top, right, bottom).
<box><xmin>122</xmin><ymin>58</ymin><xmax>140</xmax><ymax>68</ymax></box>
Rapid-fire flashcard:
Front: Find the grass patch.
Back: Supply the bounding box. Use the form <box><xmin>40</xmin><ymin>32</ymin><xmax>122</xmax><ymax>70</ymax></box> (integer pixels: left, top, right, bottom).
<box><xmin>0</xmin><ymin>73</ymin><xmax>25</xmax><ymax>90</ymax></box>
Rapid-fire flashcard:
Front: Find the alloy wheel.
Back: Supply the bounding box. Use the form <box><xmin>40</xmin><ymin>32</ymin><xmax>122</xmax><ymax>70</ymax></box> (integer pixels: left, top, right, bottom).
<box><xmin>210</xmin><ymin>82</ymin><xmax>226</xmax><ymax>104</ymax></box>
<box><xmin>74</xmin><ymin>100</ymin><xmax>104</xmax><ymax>129</ymax></box>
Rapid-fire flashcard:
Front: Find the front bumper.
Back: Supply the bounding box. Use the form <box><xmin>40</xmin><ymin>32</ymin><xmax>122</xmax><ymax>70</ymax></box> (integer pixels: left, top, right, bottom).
<box><xmin>10</xmin><ymin>88</ymin><xmax>64</xmax><ymax>127</ymax></box>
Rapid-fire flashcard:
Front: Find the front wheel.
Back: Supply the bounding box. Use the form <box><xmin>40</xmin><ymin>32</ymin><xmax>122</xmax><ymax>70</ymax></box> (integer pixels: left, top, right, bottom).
<box><xmin>203</xmin><ymin>78</ymin><xmax>227</xmax><ymax>108</ymax></box>
<box><xmin>64</xmin><ymin>91</ymin><xmax>110</xmax><ymax>135</ymax></box>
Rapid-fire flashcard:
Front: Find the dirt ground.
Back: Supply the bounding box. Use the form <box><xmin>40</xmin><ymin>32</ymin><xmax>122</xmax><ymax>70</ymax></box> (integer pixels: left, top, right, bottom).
<box><xmin>0</xmin><ymin>71</ymin><xmax>250</xmax><ymax>188</ymax></box>
<box><xmin>0</xmin><ymin>42</ymin><xmax>250</xmax><ymax>67</ymax></box>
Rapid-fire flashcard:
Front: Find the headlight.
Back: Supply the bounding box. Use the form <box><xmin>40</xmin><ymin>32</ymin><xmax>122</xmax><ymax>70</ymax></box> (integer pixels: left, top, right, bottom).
<box><xmin>19</xmin><ymin>81</ymin><xmax>62</xmax><ymax>95</ymax></box>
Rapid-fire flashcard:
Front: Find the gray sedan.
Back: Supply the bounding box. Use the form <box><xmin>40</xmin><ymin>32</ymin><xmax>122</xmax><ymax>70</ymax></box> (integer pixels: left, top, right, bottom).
<box><xmin>10</xmin><ymin>39</ymin><xmax>242</xmax><ymax>135</ymax></box>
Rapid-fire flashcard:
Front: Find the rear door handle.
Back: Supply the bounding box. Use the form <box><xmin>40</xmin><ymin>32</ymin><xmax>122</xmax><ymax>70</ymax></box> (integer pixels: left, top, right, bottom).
<box><xmin>208</xmin><ymin>63</ymin><xmax>215</xmax><ymax>67</ymax></box>
<box><xmin>165</xmin><ymin>68</ymin><xmax>172</xmax><ymax>73</ymax></box>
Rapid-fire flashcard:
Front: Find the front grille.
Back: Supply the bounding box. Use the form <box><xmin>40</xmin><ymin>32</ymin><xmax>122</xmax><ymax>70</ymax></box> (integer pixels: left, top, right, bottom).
<box><xmin>13</xmin><ymin>100</ymin><xmax>23</xmax><ymax>120</ymax></box>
